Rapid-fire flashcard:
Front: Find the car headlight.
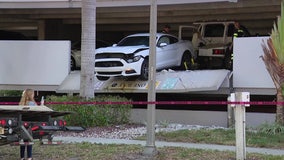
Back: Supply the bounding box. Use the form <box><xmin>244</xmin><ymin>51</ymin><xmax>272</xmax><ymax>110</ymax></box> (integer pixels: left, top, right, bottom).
<box><xmin>127</xmin><ymin>55</ymin><xmax>142</xmax><ymax>63</ymax></box>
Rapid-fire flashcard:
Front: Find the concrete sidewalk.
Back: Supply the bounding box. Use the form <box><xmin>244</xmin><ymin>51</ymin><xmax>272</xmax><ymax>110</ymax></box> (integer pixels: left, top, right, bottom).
<box><xmin>54</xmin><ymin>136</ymin><xmax>284</xmax><ymax>156</ymax></box>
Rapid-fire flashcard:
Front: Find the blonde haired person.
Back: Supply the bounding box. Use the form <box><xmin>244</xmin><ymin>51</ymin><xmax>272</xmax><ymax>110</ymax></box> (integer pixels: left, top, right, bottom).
<box><xmin>19</xmin><ymin>89</ymin><xmax>38</xmax><ymax>106</ymax></box>
<box><xmin>19</xmin><ymin>89</ymin><xmax>37</xmax><ymax>160</ymax></box>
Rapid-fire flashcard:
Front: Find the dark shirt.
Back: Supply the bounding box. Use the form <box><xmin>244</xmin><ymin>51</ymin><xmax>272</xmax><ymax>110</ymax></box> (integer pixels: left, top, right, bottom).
<box><xmin>234</xmin><ymin>29</ymin><xmax>244</xmax><ymax>37</ymax></box>
<box><xmin>233</xmin><ymin>25</ymin><xmax>250</xmax><ymax>37</ymax></box>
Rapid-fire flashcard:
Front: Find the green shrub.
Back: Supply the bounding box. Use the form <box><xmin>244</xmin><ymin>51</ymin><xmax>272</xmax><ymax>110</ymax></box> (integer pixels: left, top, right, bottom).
<box><xmin>0</xmin><ymin>90</ymin><xmax>22</xmax><ymax>96</ymax></box>
<box><xmin>46</xmin><ymin>95</ymin><xmax>132</xmax><ymax>127</ymax></box>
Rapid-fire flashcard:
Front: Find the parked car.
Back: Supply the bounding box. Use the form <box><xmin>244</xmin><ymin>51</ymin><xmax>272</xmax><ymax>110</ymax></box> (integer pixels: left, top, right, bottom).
<box><xmin>94</xmin><ymin>33</ymin><xmax>196</xmax><ymax>80</ymax></box>
<box><xmin>71</xmin><ymin>40</ymin><xmax>111</xmax><ymax>70</ymax></box>
<box><xmin>0</xmin><ymin>30</ymin><xmax>29</xmax><ymax>40</ymax></box>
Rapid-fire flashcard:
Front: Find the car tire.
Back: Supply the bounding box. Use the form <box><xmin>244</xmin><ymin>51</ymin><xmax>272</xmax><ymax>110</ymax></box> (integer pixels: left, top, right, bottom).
<box><xmin>140</xmin><ymin>58</ymin><xmax>149</xmax><ymax>80</ymax></box>
<box><xmin>96</xmin><ymin>76</ymin><xmax>110</xmax><ymax>81</ymax></box>
<box><xmin>180</xmin><ymin>52</ymin><xmax>192</xmax><ymax>70</ymax></box>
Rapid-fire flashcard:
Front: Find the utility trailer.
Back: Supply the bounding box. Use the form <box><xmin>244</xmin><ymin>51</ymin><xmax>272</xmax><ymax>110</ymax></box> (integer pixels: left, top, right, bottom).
<box><xmin>0</xmin><ymin>105</ymin><xmax>85</xmax><ymax>146</ymax></box>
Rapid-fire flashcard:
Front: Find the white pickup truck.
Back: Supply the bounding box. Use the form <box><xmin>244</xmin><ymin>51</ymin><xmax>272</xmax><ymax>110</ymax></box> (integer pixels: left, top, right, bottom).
<box><xmin>94</xmin><ymin>33</ymin><xmax>196</xmax><ymax>80</ymax></box>
<box><xmin>179</xmin><ymin>21</ymin><xmax>250</xmax><ymax>70</ymax></box>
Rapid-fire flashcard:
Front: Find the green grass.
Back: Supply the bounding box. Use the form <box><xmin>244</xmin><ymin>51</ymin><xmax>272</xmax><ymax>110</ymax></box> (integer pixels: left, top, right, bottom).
<box><xmin>0</xmin><ymin>126</ymin><xmax>283</xmax><ymax>159</ymax></box>
<box><xmin>137</xmin><ymin>128</ymin><xmax>284</xmax><ymax>149</ymax></box>
<box><xmin>0</xmin><ymin>143</ymin><xmax>283</xmax><ymax>160</ymax></box>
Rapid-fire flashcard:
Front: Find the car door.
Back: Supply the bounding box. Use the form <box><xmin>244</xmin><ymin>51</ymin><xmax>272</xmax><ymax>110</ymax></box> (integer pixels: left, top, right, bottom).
<box><xmin>156</xmin><ymin>35</ymin><xmax>178</xmax><ymax>69</ymax></box>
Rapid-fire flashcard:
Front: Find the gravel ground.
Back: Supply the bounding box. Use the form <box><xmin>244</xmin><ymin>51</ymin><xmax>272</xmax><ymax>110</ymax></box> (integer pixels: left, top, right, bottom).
<box><xmin>55</xmin><ymin>123</ymin><xmax>226</xmax><ymax>139</ymax></box>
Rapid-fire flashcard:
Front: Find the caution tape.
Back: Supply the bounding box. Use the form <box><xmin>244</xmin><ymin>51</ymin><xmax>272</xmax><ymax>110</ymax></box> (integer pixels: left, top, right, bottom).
<box><xmin>10</xmin><ymin>141</ymin><xmax>34</xmax><ymax>146</ymax></box>
<box><xmin>0</xmin><ymin>101</ymin><xmax>281</xmax><ymax>105</ymax></box>
<box><xmin>40</xmin><ymin>140</ymin><xmax>62</xmax><ymax>145</ymax></box>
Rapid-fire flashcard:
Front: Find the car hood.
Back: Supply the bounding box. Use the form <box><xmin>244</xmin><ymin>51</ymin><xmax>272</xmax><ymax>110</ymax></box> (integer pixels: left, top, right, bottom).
<box><xmin>96</xmin><ymin>45</ymin><xmax>149</xmax><ymax>54</ymax></box>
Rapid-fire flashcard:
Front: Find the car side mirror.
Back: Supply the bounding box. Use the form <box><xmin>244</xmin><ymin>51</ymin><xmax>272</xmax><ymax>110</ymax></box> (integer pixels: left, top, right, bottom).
<box><xmin>159</xmin><ymin>43</ymin><xmax>168</xmax><ymax>47</ymax></box>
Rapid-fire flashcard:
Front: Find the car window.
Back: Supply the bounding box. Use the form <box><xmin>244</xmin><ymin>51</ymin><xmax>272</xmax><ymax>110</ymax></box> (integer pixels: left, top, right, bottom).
<box><xmin>169</xmin><ymin>36</ymin><xmax>178</xmax><ymax>44</ymax></box>
<box><xmin>158</xmin><ymin>36</ymin><xmax>170</xmax><ymax>45</ymax></box>
<box><xmin>117</xmin><ymin>36</ymin><xmax>149</xmax><ymax>46</ymax></box>
<box><xmin>204</xmin><ymin>24</ymin><xmax>224</xmax><ymax>37</ymax></box>
<box><xmin>157</xmin><ymin>36</ymin><xmax>178</xmax><ymax>46</ymax></box>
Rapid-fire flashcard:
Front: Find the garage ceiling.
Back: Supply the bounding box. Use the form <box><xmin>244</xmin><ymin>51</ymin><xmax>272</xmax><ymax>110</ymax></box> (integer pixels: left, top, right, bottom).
<box><xmin>0</xmin><ymin>0</ymin><xmax>281</xmax><ymax>36</ymax></box>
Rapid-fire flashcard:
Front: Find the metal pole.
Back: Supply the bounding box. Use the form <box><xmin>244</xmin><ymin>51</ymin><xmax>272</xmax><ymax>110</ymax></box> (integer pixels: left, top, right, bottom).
<box><xmin>143</xmin><ymin>0</ymin><xmax>157</xmax><ymax>156</ymax></box>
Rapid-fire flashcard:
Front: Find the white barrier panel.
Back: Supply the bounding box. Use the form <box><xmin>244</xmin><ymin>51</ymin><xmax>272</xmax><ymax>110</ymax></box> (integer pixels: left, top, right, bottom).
<box><xmin>0</xmin><ymin>40</ymin><xmax>70</xmax><ymax>88</ymax></box>
<box><xmin>57</xmin><ymin>69</ymin><xmax>230</xmax><ymax>93</ymax></box>
<box><xmin>233</xmin><ymin>37</ymin><xmax>275</xmax><ymax>89</ymax></box>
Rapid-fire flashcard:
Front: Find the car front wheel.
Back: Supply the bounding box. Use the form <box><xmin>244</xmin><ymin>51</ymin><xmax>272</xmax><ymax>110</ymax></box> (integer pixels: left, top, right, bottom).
<box><xmin>140</xmin><ymin>58</ymin><xmax>149</xmax><ymax>80</ymax></box>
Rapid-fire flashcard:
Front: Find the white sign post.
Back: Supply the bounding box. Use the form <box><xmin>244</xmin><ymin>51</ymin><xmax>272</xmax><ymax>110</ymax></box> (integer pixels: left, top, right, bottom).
<box><xmin>232</xmin><ymin>92</ymin><xmax>250</xmax><ymax>160</ymax></box>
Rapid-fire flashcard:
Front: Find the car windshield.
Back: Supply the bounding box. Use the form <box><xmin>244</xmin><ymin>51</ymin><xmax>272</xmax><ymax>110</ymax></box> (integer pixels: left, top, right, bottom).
<box><xmin>117</xmin><ymin>36</ymin><xmax>150</xmax><ymax>46</ymax></box>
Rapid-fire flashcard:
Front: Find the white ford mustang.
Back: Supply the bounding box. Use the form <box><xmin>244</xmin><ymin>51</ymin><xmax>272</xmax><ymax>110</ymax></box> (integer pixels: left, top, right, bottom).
<box><xmin>95</xmin><ymin>33</ymin><xmax>196</xmax><ymax>80</ymax></box>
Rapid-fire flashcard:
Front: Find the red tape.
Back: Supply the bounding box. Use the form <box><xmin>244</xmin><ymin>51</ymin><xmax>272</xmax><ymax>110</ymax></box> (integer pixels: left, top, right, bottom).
<box><xmin>0</xmin><ymin>101</ymin><xmax>281</xmax><ymax>105</ymax></box>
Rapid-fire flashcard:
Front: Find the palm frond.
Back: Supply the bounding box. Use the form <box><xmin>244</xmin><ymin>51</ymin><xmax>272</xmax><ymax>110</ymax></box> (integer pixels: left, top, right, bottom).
<box><xmin>261</xmin><ymin>39</ymin><xmax>281</xmax><ymax>89</ymax></box>
<box><xmin>271</xmin><ymin>1</ymin><xmax>284</xmax><ymax>63</ymax></box>
<box><xmin>262</xmin><ymin>0</ymin><xmax>284</xmax><ymax>125</ymax></box>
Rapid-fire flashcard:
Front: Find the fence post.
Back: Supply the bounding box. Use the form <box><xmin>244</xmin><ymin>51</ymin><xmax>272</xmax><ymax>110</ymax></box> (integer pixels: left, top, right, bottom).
<box><xmin>233</xmin><ymin>92</ymin><xmax>250</xmax><ymax>160</ymax></box>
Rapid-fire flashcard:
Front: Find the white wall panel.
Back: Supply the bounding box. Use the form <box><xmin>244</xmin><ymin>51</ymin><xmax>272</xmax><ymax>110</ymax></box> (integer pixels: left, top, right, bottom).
<box><xmin>233</xmin><ymin>37</ymin><xmax>274</xmax><ymax>88</ymax></box>
<box><xmin>0</xmin><ymin>40</ymin><xmax>70</xmax><ymax>86</ymax></box>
